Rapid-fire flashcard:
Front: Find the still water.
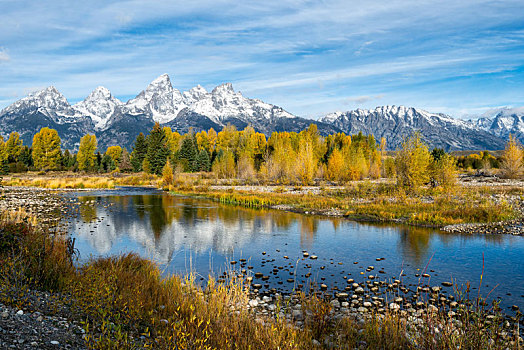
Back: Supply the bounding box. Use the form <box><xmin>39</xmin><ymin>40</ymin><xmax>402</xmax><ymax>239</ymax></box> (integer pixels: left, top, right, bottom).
<box><xmin>65</xmin><ymin>187</ymin><xmax>524</xmax><ymax>311</ymax></box>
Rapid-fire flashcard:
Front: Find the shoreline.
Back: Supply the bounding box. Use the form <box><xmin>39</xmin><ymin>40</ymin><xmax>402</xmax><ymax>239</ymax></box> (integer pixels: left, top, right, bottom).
<box><xmin>1</xmin><ymin>185</ymin><xmax>523</xmax><ymax>347</ymax></box>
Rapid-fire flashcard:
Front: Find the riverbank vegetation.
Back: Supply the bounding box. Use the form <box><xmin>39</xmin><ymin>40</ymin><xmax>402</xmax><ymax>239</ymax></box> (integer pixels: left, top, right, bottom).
<box><xmin>1</xmin><ymin>123</ymin><xmax>523</xmax><ymax>227</ymax></box>
<box><xmin>0</xmin><ymin>209</ymin><xmax>521</xmax><ymax>349</ymax></box>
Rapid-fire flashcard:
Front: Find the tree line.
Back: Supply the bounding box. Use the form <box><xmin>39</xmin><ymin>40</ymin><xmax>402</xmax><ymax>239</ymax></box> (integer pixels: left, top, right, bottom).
<box><xmin>1</xmin><ymin>123</ymin><xmax>522</xmax><ymax>189</ymax></box>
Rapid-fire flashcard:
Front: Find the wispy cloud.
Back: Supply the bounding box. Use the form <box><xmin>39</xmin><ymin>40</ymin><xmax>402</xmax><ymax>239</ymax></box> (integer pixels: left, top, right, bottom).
<box><xmin>0</xmin><ymin>0</ymin><xmax>523</xmax><ymax>118</ymax></box>
<box><xmin>0</xmin><ymin>48</ymin><xmax>10</xmax><ymax>62</ymax></box>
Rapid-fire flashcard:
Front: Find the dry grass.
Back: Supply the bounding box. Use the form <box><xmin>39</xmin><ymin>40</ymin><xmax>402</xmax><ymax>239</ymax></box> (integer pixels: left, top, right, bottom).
<box><xmin>171</xmin><ymin>181</ymin><xmax>518</xmax><ymax>227</ymax></box>
<box><xmin>0</xmin><ymin>214</ymin><xmax>521</xmax><ymax>349</ymax></box>
<box><xmin>2</xmin><ymin>172</ymin><xmax>159</xmax><ymax>189</ymax></box>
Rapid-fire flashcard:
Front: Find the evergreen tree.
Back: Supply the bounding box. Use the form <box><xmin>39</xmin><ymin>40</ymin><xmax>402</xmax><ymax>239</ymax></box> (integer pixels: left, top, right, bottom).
<box><xmin>145</xmin><ymin>123</ymin><xmax>169</xmax><ymax>175</ymax></box>
<box><xmin>178</xmin><ymin>135</ymin><xmax>198</xmax><ymax>172</ymax></box>
<box><xmin>119</xmin><ymin>148</ymin><xmax>133</xmax><ymax>172</ymax></box>
<box><xmin>19</xmin><ymin>146</ymin><xmax>32</xmax><ymax>168</ymax></box>
<box><xmin>100</xmin><ymin>154</ymin><xmax>115</xmax><ymax>172</ymax></box>
<box><xmin>62</xmin><ymin>149</ymin><xmax>75</xmax><ymax>169</ymax></box>
<box><xmin>32</xmin><ymin>127</ymin><xmax>61</xmax><ymax>170</ymax></box>
<box><xmin>431</xmin><ymin>148</ymin><xmax>445</xmax><ymax>162</ymax></box>
<box><xmin>77</xmin><ymin>134</ymin><xmax>98</xmax><ymax>171</ymax></box>
<box><xmin>196</xmin><ymin>149</ymin><xmax>211</xmax><ymax>172</ymax></box>
<box><xmin>131</xmin><ymin>133</ymin><xmax>148</xmax><ymax>172</ymax></box>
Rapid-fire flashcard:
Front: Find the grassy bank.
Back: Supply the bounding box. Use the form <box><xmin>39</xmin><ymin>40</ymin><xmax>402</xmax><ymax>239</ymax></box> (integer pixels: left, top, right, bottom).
<box><xmin>2</xmin><ymin>172</ymin><xmax>159</xmax><ymax>189</ymax></box>
<box><xmin>0</xmin><ymin>208</ymin><xmax>521</xmax><ymax>349</ymax></box>
<box><xmin>170</xmin><ymin>181</ymin><xmax>519</xmax><ymax>227</ymax></box>
<box><xmin>2</xmin><ymin>171</ymin><xmax>520</xmax><ymax>227</ymax></box>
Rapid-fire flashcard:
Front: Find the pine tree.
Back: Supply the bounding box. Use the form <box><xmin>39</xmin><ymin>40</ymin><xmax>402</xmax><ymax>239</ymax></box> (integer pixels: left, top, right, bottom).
<box><xmin>131</xmin><ymin>133</ymin><xmax>148</xmax><ymax>172</ymax></box>
<box><xmin>62</xmin><ymin>149</ymin><xmax>75</xmax><ymax>169</ymax></box>
<box><xmin>19</xmin><ymin>146</ymin><xmax>33</xmax><ymax>168</ymax></box>
<box><xmin>32</xmin><ymin>127</ymin><xmax>61</xmax><ymax>170</ymax></box>
<box><xmin>77</xmin><ymin>134</ymin><xmax>98</xmax><ymax>171</ymax></box>
<box><xmin>119</xmin><ymin>149</ymin><xmax>133</xmax><ymax>172</ymax></box>
<box><xmin>100</xmin><ymin>154</ymin><xmax>115</xmax><ymax>172</ymax></box>
<box><xmin>196</xmin><ymin>149</ymin><xmax>211</xmax><ymax>172</ymax></box>
<box><xmin>145</xmin><ymin>123</ymin><xmax>169</xmax><ymax>175</ymax></box>
<box><xmin>178</xmin><ymin>135</ymin><xmax>198</xmax><ymax>172</ymax></box>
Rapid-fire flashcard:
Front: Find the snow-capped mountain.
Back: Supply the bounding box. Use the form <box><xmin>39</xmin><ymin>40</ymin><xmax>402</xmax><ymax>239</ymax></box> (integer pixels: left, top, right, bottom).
<box><xmin>0</xmin><ymin>87</ymin><xmax>93</xmax><ymax>150</ymax></box>
<box><xmin>1</xmin><ymin>86</ymin><xmax>77</xmax><ymax>123</ymax></box>
<box><xmin>188</xmin><ymin>82</ymin><xmax>295</xmax><ymax>125</ymax></box>
<box><xmin>0</xmin><ymin>74</ymin><xmax>514</xmax><ymax>151</ymax></box>
<box><xmin>73</xmin><ymin>86</ymin><xmax>123</xmax><ymax>130</ymax></box>
<box><xmin>125</xmin><ymin>74</ymin><xmax>186</xmax><ymax>124</ymax></box>
<box><xmin>319</xmin><ymin>105</ymin><xmax>506</xmax><ymax>150</ymax></box>
<box><xmin>472</xmin><ymin>107</ymin><xmax>524</xmax><ymax>143</ymax></box>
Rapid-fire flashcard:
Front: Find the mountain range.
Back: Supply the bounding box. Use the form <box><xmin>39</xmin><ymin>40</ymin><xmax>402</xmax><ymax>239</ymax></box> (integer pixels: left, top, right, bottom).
<box><xmin>0</xmin><ymin>74</ymin><xmax>521</xmax><ymax>151</ymax></box>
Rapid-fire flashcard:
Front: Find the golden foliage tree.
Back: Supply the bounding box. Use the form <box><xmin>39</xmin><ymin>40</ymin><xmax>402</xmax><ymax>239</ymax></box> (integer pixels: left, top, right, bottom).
<box><xmin>295</xmin><ymin>138</ymin><xmax>317</xmax><ymax>185</ymax></box>
<box><xmin>32</xmin><ymin>127</ymin><xmax>61</xmax><ymax>170</ymax></box>
<box><xmin>430</xmin><ymin>153</ymin><xmax>458</xmax><ymax>190</ymax></box>
<box><xmin>327</xmin><ymin>148</ymin><xmax>344</xmax><ymax>182</ymax></box>
<box><xmin>395</xmin><ymin>133</ymin><xmax>431</xmax><ymax>191</ymax></box>
<box><xmin>501</xmin><ymin>134</ymin><xmax>524</xmax><ymax>179</ymax></box>
<box><xmin>162</xmin><ymin>159</ymin><xmax>174</xmax><ymax>187</ymax></box>
<box><xmin>6</xmin><ymin>132</ymin><xmax>23</xmax><ymax>161</ymax></box>
<box><xmin>77</xmin><ymin>134</ymin><xmax>98</xmax><ymax>171</ymax></box>
<box><xmin>105</xmin><ymin>146</ymin><xmax>122</xmax><ymax>165</ymax></box>
<box><xmin>212</xmin><ymin>151</ymin><xmax>236</xmax><ymax>178</ymax></box>
<box><xmin>0</xmin><ymin>136</ymin><xmax>8</xmax><ymax>174</ymax></box>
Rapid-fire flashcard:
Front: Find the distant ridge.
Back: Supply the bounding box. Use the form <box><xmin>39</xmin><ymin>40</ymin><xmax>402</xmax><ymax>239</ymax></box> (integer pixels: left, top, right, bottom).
<box><xmin>0</xmin><ymin>74</ymin><xmax>514</xmax><ymax>151</ymax></box>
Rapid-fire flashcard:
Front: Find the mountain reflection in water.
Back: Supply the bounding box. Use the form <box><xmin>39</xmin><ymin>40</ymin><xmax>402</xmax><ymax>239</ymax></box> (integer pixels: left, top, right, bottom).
<box><xmin>67</xmin><ymin>188</ymin><xmax>524</xmax><ymax>310</ymax></box>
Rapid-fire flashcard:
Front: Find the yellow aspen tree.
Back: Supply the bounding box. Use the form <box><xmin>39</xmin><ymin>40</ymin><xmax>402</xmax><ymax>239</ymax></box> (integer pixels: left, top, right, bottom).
<box><xmin>394</xmin><ymin>133</ymin><xmax>431</xmax><ymax>191</ymax></box>
<box><xmin>105</xmin><ymin>146</ymin><xmax>122</xmax><ymax>165</ymax></box>
<box><xmin>162</xmin><ymin>158</ymin><xmax>174</xmax><ymax>187</ymax></box>
<box><xmin>77</xmin><ymin>134</ymin><xmax>98</xmax><ymax>171</ymax></box>
<box><xmin>501</xmin><ymin>134</ymin><xmax>524</xmax><ymax>179</ymax></box>
<box><xmin>327</xmin><ymin>148</ymin><xmax>344</xmax><ymax>182</ymax></box>
<box><xmin>32</xmin><ymin>127</ymin><xmax>62</xmax><ymax>170</ymax></box>
<box><xmin>295</xmin><ymin>138</ymin><xmax>317</xmax><ymax>185</ymax></box>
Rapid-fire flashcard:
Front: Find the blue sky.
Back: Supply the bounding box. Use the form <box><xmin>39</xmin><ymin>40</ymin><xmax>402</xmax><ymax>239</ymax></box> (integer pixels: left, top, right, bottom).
<box><xmin>0</xmin><ymin>0</ymin><xmax>523</xmax><ymax>119</ymax></box>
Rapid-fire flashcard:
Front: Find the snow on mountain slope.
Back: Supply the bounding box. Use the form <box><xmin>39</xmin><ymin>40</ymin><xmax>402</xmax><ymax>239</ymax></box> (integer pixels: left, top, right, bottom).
<box><xmin>73</xmin><ymin>86</ymin><xmax>123</xmax><ymax>130</ymax></box>
<box><xmin>125</xmin><ymin>74</ymin><xmax>186</xmax><ymax>124</ymax></box>
<box><xmin>0</xmin><ymin>86</ymin><xmax>76</xmax><ymax>123</ymax></box>
<box><xmin>182</xmin><ymin>85</ymin><xmax>209</xmax><ymax>105</ymax></box>
<box><xmin>473</xmin><ymin>107</ymin><xmax>524</xmax><ymax>142</ymax></box>
<box><xmin>320</xmin><ymin>105</ymin><xmax>505</xmax><ymax>150</ymax></box>
<box><xmin>188</xmin><ymin>82</ymin><xmax>295</xmax><ymax>124</ymax></box>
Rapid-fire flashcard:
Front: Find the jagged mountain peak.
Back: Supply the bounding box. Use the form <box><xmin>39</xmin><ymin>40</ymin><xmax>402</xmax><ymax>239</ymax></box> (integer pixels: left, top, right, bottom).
<box><xmin>473</xmin><ymin>106</ymin><xmax>524</xmax><ymax>141</ymax></box>
<box><xmin>319</xmin><ymin>105</ymin><xmax>505</xmax><ymax>150</ymax></box>
<box><xmin>148</xmin><ymin>73</ymin><xmax>172</xmax><ymax>89</ymax></box>
<box><xmin>124</xmin><ymin>74</ymin><xmax>186</xmax><ymax>124</ymax></box>
<box><xmin>1</xmin><ymin>86</ymin><xmax>72</xmax><ymax>116</ymax></box>
<box><xmin>212</xmin><ymin>82</ymin><xmax>235</xmax><ymax>95</ymax></box>
<box><xmin>73</xmin><ymin>86</ymin><xmax>123</xmax><ymax>130</ymax></box>
<box><xmin>183</xmin><ymin>85</ymin><xmax>209</xmax><ymax>105</ymax></box>
<box><xmin>88</xmin><ymin>86</ymin><xmax>113</xmax><ymax>99</ymax></box>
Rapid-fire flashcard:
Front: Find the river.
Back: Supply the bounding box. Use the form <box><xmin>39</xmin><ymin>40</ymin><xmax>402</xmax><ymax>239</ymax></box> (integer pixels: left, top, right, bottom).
<box><xmin>65</xmin><ymin>187</ymin><xmax>524</xmax><ymax>312</ymax></box>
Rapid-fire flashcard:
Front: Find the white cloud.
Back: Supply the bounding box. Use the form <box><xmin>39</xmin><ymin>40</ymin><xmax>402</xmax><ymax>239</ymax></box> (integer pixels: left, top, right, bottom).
<box><xmin>0</xmin><ymin>48</ymin><xmax>10</xmax><ymax>62</ymax></box>
<box><xmin>344</xmin><ymin>95</ymin><xmax>384</xmax><ymax>105</ymax></box>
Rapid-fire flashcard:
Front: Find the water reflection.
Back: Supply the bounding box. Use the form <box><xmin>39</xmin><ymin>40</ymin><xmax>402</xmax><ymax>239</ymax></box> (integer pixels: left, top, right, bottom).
<box><xmin>68</xmin><ymin>188</ymin><xmax>524</xmax><ymax>309</ymax></box>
